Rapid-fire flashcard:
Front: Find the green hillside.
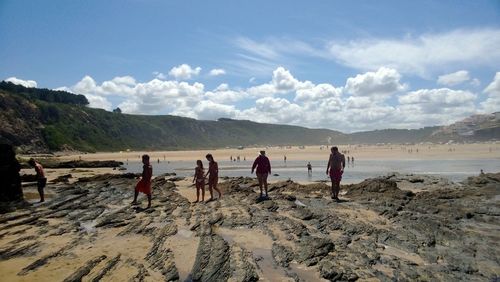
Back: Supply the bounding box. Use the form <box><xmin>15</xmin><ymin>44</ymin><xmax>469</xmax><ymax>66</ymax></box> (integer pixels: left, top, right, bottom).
<box><xmin>0</xmin><ymin>82</ymin><xmax>347</xmax><ymax>152</ymax></box>
<box><xmin>1</xmin><ymin>81</ymin><xmax>498</xmax><ymax>153</ymax></box>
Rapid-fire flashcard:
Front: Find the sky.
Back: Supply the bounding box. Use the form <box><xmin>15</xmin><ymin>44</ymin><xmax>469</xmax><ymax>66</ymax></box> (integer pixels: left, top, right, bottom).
<box><xmin>1</xmin><ymin>0</ymin><xmax>500</xmax><ymax>132</ymax></box>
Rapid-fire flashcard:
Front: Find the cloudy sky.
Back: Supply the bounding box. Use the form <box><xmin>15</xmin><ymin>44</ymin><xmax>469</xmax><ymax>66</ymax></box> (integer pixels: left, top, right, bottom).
<box><xmin>1</xmin><ymin>0</ymin><xmax>499</xmax><ymax>132</ymax></box>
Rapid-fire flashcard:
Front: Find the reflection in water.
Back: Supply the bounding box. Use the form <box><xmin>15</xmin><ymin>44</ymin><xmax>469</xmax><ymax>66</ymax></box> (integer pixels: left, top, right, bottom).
<box><xmin>124</xmin><ymin>159</ymin><xmax>500</xmax><ymax>184</ymax></box>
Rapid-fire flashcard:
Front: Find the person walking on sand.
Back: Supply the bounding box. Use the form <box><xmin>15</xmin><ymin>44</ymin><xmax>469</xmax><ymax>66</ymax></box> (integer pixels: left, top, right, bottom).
<box><xmin>205</xmin><ymin>154</ymin><xmax>222</xmax><ymax>201</ymax></box>
<box><xmin>192</xmin><ymin>160</ymin><xmax>205</xmax><ymax>203</ymax></box>
<box><xmin>28</xmin><ymin>158</ymin><xmax>46</xmax><ymax>202</ymax></box>
<box><xmin>326</xmin><ymin>147</ymin><xmax>345</xmax><ymax>202</ymax></box>
<box><xmin>252</xmin><ymin>150</ymin><xmax>271</xmax><ymax>199</ymax></box>
<box><xmin>131</xmin><ymin>154</ymin><xmax>152</xmax><ymax>209</ymax></box>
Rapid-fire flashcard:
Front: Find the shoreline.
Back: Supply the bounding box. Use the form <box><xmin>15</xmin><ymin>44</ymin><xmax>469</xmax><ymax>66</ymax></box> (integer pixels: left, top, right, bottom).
<box><xmin>38</xmin><ymin>143</ymin><xmax>500</xmax><ymax>162</ymax></box>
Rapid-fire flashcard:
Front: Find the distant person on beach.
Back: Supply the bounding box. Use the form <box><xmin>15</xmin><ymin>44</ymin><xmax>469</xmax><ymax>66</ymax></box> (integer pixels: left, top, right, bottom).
<box><xmin>326</xmin><ymin>147</ymin><xmax>345</xmax><ymax>201</ymax></box>
<box><xmin>205</xmin><ymin>154</ymin><xmax>222</xmax><ymax>201</ymax></box>
<box><xmin>307</xmin><ymin>162</ymin><xmax>312</xmax><ymax>176</ymax></box>
<box><xmin>132</xmin><ymin>154</ymin><xmax>152</xmax><ymax>209</ymax></box>
<box><xmin>192</xmin><ymin>160</ymin><xmax>205</xmax><ymax>203</ymax></box>
<box><xmin>252</xmin><ymin>150</ymin><xmax>271</xmax><ymax>199</ymax></box>
<box><xmin>284</xmin><ymin>155</ymin><xmax>287</xmax><ymax>163</ymax></box>
<box><xmin>28</xmin><ymin>158</ymin><xmax>46</xmax><ymax>202</ymax></box>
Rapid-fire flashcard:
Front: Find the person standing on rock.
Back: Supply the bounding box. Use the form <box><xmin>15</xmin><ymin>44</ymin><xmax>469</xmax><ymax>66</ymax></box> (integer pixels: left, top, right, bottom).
<box><xmin>326</xmin><ymin>146</ymin><xmax>345</xmax><ymax>201</ymax></box>
<box><xmin>205</xmin><ymin>154</ymin><xmax>222</xmax><ymax>201</ymax></box>
<box><xmin>132</xmin><ymin>154</ymin><xmax>152</xmax><ymax>209</ymax></box>
<box><xmin>251</xmin><ymin>150</ymin><xmax>271</xmax><ymax>199</ymax></box>
<box><xmin>192</xmin><ymin>160</ymin><xmax>205</xmax><ymax>203</ymax></box>
<box><xmin>28</xmin><ymin>158</ymin><xmax>46</xmax><ymax>202</ymax></box>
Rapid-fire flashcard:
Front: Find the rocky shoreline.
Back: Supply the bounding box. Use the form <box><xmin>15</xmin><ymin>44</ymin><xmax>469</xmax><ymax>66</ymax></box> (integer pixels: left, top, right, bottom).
<box><xmin>0</xmin><ymin>172</ymin><xmax>499</xmax><ymax>281</ymax></box>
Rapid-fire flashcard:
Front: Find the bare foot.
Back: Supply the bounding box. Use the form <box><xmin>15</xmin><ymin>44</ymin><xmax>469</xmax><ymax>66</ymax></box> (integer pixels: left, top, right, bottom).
<box><xmin>131</xmin><ymin>201</ymin><xmax>138</xmax><ymax>205</ymax></box>
<box><xmin>192</xmin><ymin>200</ymin><xmax>199</xmax><ymax>203</ymax></box>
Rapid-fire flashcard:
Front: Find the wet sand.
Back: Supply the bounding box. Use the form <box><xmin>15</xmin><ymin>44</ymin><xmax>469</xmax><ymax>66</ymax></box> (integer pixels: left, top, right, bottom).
<box><xmin>0</xmin><ymin>172</ymin><xmax>499</xmax><ymax>281</ymax></box>
<box><xmin>53</xmin><ymin>143</ymin><xmax>500</xmax><ymax>162</ymax></box>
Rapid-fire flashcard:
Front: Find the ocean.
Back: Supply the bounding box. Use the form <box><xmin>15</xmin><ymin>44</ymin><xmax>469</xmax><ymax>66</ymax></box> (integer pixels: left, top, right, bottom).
<box><xmin>122</xmin><ymin>158</ymin><xmax>500</xmax><ymax>184</ymax></box>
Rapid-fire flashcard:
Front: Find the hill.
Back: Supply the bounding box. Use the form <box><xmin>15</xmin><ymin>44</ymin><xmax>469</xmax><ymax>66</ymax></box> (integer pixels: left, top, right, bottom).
<box><xmin>0</xmin><ymin>82</ymin><xmax>348</xmax><ymax>152</ymax></box>
<box><xmin>1</xmin><ymin>82</ymin><xmax>498</xmax><ymax>152</ymax></box>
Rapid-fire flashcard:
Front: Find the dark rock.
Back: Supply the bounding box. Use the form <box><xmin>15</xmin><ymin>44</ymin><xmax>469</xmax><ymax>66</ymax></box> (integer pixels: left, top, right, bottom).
<box><xmin>0</xmin><ymin>144</ymin><xmax>24</xmax><ymax>203</ymax></box>
<box><xmin>271</xmin><ymin>243</ymin><xmax>294</xmax><ymax>267</ymax></box>
<box><xmin>63</xmin><ymin>255</ymin><xmax>107</xmax><ymax>282</ymax></box>
<box><xmin>191</xmin><ymin>234</ymin><xmax>231</xmax><ymax>281</ymax></box>
<box><xmin>296</xmin><ymin>236</ymin><xmax>334</xmax><ymax>266</ymax></box>
<box><xmin>90</xmin><ymin>254</ymin><xmax>121</xmax><ymax>282</ymax></box>
<box><xmin>52</xmin><ymin>174</ymin><xmax>72</xmax><ymax>183</ymax></box>
<box><xmin>292</xmin><ymin>206</ymin><xmax>314</xmax><ymax>220</ymax></box>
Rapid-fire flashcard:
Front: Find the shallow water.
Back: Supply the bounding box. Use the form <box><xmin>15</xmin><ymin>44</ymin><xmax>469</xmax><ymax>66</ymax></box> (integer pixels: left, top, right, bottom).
<box><xmin>123</xmin><ymin>159</ymin><xmax>500</xmax><ymax>184</ymax></box>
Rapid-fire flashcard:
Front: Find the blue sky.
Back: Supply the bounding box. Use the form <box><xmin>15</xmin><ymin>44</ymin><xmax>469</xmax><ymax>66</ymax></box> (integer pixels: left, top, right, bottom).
<box><xmin>1</xmin><ymin>0</ymin><xmax>500</xmax><ymax>132</ymax></box>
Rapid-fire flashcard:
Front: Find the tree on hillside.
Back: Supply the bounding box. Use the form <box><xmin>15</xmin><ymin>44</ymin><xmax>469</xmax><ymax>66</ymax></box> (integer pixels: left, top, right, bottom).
<box><xmin>113</xmin><ymin>107</ymin><xmax>122</xmax><ymax>114</ymax></box>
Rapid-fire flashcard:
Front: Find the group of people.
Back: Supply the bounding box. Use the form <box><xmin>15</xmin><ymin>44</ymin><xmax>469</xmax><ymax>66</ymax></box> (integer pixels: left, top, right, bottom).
<box><xmin>28</xmin><ymin>146</ymin><xmax>346</xmax><ymax>207</ymax></box>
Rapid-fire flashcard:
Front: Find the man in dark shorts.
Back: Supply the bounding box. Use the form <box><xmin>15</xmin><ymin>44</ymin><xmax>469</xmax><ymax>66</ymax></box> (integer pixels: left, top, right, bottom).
<box><xmin>28</xmin><ymin>158</ymin><xmax>46</xmax><ymax>202</ymax></box>
<box><xmin>307</xmin><ymin>162</ymin><xmax>312</xmax><ymax>176</ymax></box>
<box><xmin>251</xmin><ymin>150</ymin><xmax>271</xmax><ymax>199</ymax></box>
<box><xmin>326</xmin><ymin>147</ymin><xmax>345</xmax><ymax>201</ymax></box>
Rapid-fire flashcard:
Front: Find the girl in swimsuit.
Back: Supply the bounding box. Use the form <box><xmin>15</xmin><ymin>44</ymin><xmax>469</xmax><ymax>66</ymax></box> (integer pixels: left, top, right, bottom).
<box><xmin>205</xmin><ymin>154</ymin><xmax>222</xmax><ymax>201</ymax></box>
<box><xmin>192</xmin><ymin>160</ymin><xmax>205</xmax><ymax>203</ymax></box>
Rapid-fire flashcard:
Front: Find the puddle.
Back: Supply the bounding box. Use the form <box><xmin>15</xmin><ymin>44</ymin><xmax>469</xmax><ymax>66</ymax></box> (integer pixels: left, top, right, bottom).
<box><xmin>380</xmin><ymin>244</ymin><xmax>425</xmax><ymax>265</ymax></box>
<box><xmin>80</xmin><ymin>220</ymin><xmax>97</xmax><ymax>233</ymax></box>
<box><xmin>215</xmin><ymin>227</ymin><xmax>321</xmax><ymax>281</ymax></box>
<box><xmin>176</xmin><ymin>228</ymin><xmax>194</xmax><ymax>238</ymax></box>
<box><xmin>289</xmin><ymin>262</ymin><xmax>326</xmax><ymax>281</ymax></box>
<box><xmin>294</xmin><ymin>199</ymin><xmax>306</xmax><ymax>207</ymax></box>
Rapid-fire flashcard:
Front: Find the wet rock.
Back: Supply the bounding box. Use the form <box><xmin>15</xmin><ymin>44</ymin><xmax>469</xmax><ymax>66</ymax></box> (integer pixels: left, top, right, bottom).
<box><xmin>0</xmin><ymin>241</ymin><xmax>39</xmax><ymax>260</ymax></box>
<box><xmin>229</xmin><ymin>245</ymin><xmax>259</xmax><ymax>281</ymax></box>
<box><xmin>51</xmin><ymin>174</ymin><xmax>72</xmax><ymax>183</ymax></box>
<box><xmin>191</xmin><ymin>234</ymin><xmax>231</xmax><ymax>281</ymax></box>
<box><xmin>258</xmin><ymin>200</ymin><xmax>278</xmax><ymax>212</ymax></box>
<box><xmin>0</xmin><ymin>144</ymin><xmax>24</xmax><ymax>204</ymax></box>
<box><xmin>63</xmin><ymin>255</ymin><xmax>107</xmax><ymax>282</ymax></box>
<box><xmin>90</xmin><ymin>254</ymin><xmax>121</xmax><ymax>282</ymax></box>
<box><xmin>271</xmin><ymin>243</ymin><xmax>294</xmax><ymax>267</ymax></box>
<box><xmin>292</xmin><ymin>206</ymin><xmax>313</xmax><ymax>220</ymax></box>
<box><xmin>45</xmin><ymin>160</ymin><xmax>123</xmax><ymax>169</ymax></box>
<box><xmin>296</xmin><ymin>236</ymin><xmax>334</xmax><ymax>266</ymax></box>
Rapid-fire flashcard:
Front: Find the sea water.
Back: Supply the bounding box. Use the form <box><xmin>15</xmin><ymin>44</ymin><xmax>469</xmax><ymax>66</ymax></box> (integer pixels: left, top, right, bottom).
<box><xmin>123</xmin><ymin>159</ymin><xmax>500</xmax><ymax>184</ymax></box>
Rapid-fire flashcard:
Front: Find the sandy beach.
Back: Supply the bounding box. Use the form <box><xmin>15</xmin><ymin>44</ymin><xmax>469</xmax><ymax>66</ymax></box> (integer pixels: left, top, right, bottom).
<box><xmin>53</xmin><ymin>143</ymin><xmax>500</xmax><ymax>163</ymax></box>
<box><xmin>1</xmin><ymin>171</ymin><xmax>499</xmax><ymax>281</ymax></box>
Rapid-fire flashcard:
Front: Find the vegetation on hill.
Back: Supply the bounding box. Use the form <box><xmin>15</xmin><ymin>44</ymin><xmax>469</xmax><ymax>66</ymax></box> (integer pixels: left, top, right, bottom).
<box><xmin>0</xmin><ymin>81</ymin><xmax>88</xmax><ymax>105</ymax></box>
<box><xmin>1</xmin><ymin>83</ymin><xmax>498</xmax><ymax>153</ymax></box>
<box><xmin>0</xmin><ymin>83</ymin><xmax>347</xmax><ymax>152</ymax></box>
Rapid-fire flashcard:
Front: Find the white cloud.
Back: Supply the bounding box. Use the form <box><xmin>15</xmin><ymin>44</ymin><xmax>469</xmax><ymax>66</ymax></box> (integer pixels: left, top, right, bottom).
<box><xmin>168</xmin><ymin>64</ymin><xmax>201</xmax><ymax>80</ymax></box>
<box><xmin>470</xmin><ymin>78</ymin><xmax>481</xmax><ymax>87</ymax></box>
<box><xmin>247</xmin><ymin>66</ymin><xmax>312</xmax><ymax>97</ymax></box>
<box><xmin>204</xmin><ymin>83</ymin><xmax>247</xmax><ymax>104</ymax></box>
<box><xmin>327</xmin><ymin>29</ymin><xmax>500</xmax><ymax>76</ymax></box>
<box><xmin>238</xmin><ymin>97</ymin><xmax>304</xmax><ymax>124</ymax></box>
<box><xmin>345</xmin><ymin>67</ymin><xmax>406</xmax><ymax>98</ymax></box>
<box><xmin>209</xmin><ymin>69</ymin><xmax>226</xmax><ymax>76</ymax></box>
<box><xmin>152</xmin><ymin>71</ymin><xmax>167</xmax><ymax>79</ymax></box>
<box><xmin>295</xmin><ymin>83</ymin><xmax>342</xmax><ymax>102</ymax></box>
<box><xmin>399</xmin><ymin>88</ymin><xmax>476</xmax><ymax>107</ymax></box>
<box><xmin>53</xmin><ymin>66</ymin><xmax>491</xmax><ymax>132</ymax></box>
<box><xmin>4</xmin><ymin>77</ymin><xmax>37</xmax><ymax>88</ymax></box>
<box><xmin>193</xmin><ymin>100</ymin><xmax>237</xmax><ymax>120</ymax></box>
<box><xmin>437</xmin><ymin>70</ymin><xmax>470</xmax><ymax>86</ymax></box>
<box><xmin>397</xmin><ymin>88</ymin><xmax>477</xmax><ymax>126</ymax></box>
<box><xmin>481</xmin><ymin>72</ymin><xmax>500</xmax><ymax>113</ymax></box>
